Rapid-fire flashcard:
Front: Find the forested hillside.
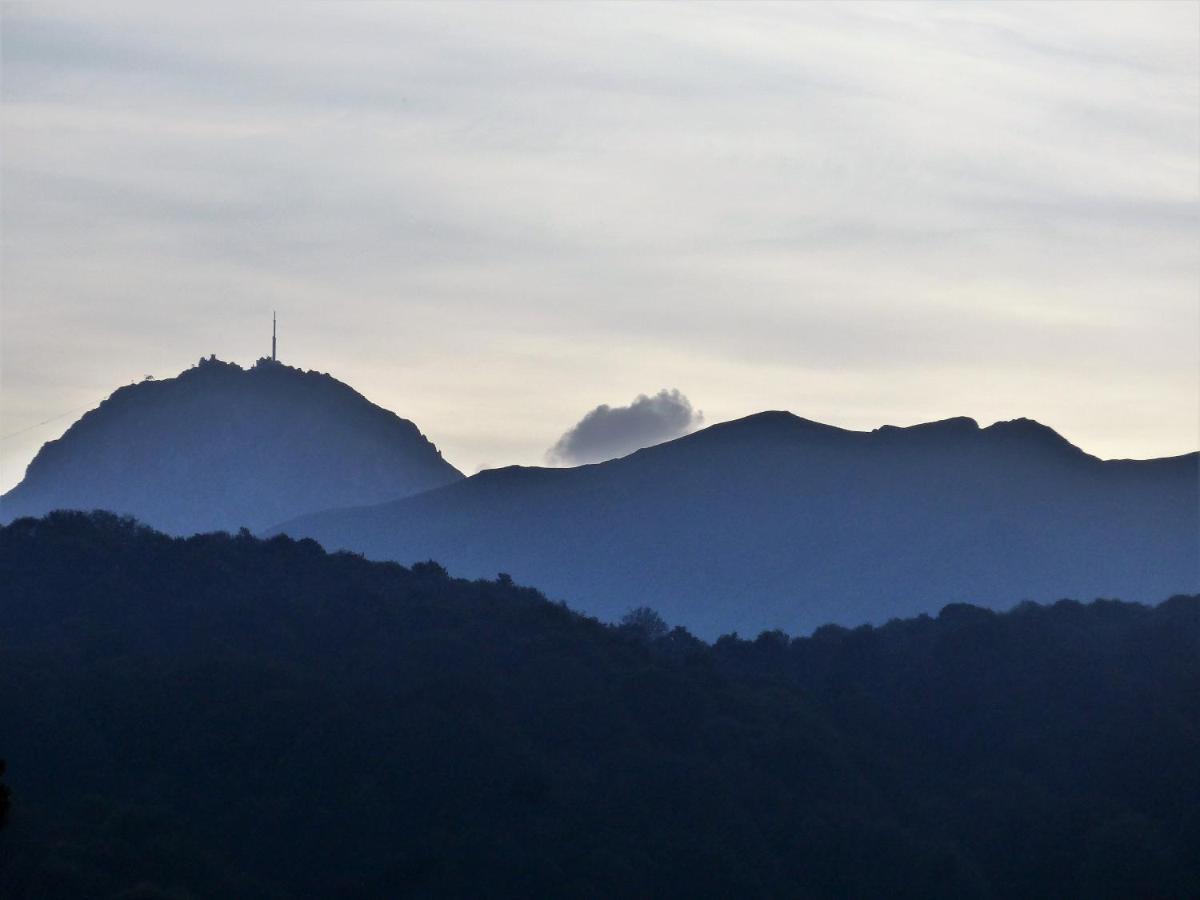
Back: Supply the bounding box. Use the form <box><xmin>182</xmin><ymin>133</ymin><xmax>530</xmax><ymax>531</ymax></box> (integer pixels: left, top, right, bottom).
<box><xmin>1</xmin><ymin>512</ymin><xmax>1196</xmax><ymax>898</ymax></box>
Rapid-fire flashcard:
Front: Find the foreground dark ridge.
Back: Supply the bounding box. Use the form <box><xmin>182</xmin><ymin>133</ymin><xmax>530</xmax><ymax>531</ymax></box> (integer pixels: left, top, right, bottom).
<box><xmin>2</xmin><ymin>512</ymin><xmax>1197</xmax><ymax>899</ymax></box>
<box><xmin>0</xmin><ymin>356</ymin><xmax>463</xmax><ymax>535</ymax></box>
<box><xmin>274</xmin><ymin>409</ymin><xmax>1199</xmax><ymax>638</ymax></box>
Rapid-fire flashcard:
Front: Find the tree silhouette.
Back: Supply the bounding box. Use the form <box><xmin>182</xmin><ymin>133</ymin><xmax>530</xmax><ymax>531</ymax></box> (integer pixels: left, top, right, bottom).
<box><xmin>0</xmin><ymin>759</ymin><xmax>10</xmax><ymax>829</ymax></box>
<box><xmin>620</xmin><ymin>605</ymin><xmax>669</xmax><ymax>641</ymax></box>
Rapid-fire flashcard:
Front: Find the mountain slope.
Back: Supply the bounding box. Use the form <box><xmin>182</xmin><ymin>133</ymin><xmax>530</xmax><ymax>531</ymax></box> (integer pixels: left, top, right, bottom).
<box><xmin>0</xmin><ymin>356</ymin><xmax>462</xmax><ymax>534</ymax></box>
<box><xmin>2</xmin><ymin>512</ymin><xmax>1196</xmax><ymax>898</ymax></box>
<box><xmin>274</xmin><ymin>411</ymin><xmax>1199</xmax><ymax>637</ymax></box>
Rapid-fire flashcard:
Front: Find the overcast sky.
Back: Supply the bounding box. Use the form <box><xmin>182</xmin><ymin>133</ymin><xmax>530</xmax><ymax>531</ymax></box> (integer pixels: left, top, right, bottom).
<box><xmin>2</xmin><ymin>1</ymin><xmax>1197</xmax><ymax>490</ymax></box>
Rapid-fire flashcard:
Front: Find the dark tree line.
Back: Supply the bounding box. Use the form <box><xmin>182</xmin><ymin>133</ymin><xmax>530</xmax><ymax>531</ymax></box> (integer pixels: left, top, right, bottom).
<box><xmin>0</xmin><ymin>760</ymin><xmax>10</xmax><ymax>830</ymax></box>
<box><xmin>0</xmin><ymin>511</ymin><xmax>1196</xmax><ymax>898</ymax></box>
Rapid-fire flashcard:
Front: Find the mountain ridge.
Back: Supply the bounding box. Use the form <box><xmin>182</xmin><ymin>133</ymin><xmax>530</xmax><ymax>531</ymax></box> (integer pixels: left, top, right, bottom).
<box><xmin>272</xmin><ymin>409</ymin><xmax>1198</xmax><ymax>637</ymax></box>
<box><xmin>286</xmin><ymin>409</ymin><xmax>1166</xmax><ymax>522</ymax></box>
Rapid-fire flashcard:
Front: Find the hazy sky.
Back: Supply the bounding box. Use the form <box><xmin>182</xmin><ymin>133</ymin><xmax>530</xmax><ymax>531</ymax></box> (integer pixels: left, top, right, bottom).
<box><xmin>2</xmin><ymin>1</ymin><xmax>1197</xmax><ymax>490</ymax></box>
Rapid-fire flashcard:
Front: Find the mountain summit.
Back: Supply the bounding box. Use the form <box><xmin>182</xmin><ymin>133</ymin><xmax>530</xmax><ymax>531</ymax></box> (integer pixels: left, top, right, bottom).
<box><xmin>1</xmin><ymin>356</ymin><xmax>463</xmax><ymax>534</ymax></box>
<box><xmin>274</xmin><ymin>410</ymin><xmax>1198</xmax><ymax>637</ymax></box>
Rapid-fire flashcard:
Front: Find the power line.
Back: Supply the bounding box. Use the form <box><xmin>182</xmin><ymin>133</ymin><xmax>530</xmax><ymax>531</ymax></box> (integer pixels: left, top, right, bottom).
<box><xmin>1</xmin><ymin>406</ymin><xmax>90</xmax><ymax>442</ymax></box>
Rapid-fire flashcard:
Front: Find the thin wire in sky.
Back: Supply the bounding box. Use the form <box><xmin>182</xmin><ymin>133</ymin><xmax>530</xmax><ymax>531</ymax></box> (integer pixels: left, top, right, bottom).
<box><xmin>0</xmin><ymin>406</ymin><xmax>90</xmax><ymax>441</ymax></box>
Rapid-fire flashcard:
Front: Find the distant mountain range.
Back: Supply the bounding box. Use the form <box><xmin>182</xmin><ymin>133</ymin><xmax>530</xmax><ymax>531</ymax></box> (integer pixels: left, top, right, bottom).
<box><xmin>4</xmin><ymin>358</ymin><xmax>1195</xmax><ymax>636</ymax></box>
<box><xmin>274</xmin><ymin>411</ymin><xmax>1199</xmax><ymax>637</ymax></box>
<box><xmin>0</xmin><ymin>356</ymin><xmax>462</xmax><ymax>534</ymax></box>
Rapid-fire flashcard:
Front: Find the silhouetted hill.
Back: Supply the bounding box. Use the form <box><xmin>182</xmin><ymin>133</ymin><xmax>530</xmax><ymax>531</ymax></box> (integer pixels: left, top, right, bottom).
<box><xmin>0</xmin><ymin>356</ymin><xmax>463</xmax><ymax>534</ymax></box>
<box><xmin>274</xmin><ymin>411</ymin><xmax>1199</xmax><ymax>637</ymax></box>
<box><xmin>1</xmin><ymin>512</ymin><xmax>1196</xmax><ymax>898</ymax></box>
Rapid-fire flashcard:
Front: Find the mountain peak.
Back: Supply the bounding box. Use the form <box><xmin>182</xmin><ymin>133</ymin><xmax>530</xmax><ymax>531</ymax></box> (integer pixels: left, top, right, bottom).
<box><xmin>695</xmin><ymin>410</ymin><xmax>853</xmax><ymax>441</ymax></box>
<box><xmin>1</xmin><ymin>358</ymin><xmax>463</xmax><ymax>535</ymax></box>
<box><xmin>981</xmin><ymin>418</ymin><xmax>1087</xmax><ymax>456</ymax></box>
<box><xmin>736</xmin><ymin>410</ymin><xmax>842</xmax><ymax>428</ymax></box>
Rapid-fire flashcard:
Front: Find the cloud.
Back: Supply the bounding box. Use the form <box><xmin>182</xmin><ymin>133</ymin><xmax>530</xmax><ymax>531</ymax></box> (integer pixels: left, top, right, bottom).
<box><xmin>548</xmin><ymin>390</ymin><xmax>703</xmax><ymax>466</ymax></box>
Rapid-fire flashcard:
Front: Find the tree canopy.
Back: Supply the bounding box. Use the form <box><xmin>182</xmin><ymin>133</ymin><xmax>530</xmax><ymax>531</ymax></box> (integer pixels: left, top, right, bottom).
<box><xmin>1</xmin><ymin>511</ymin><xmax>1196</xmax><ymax>898</ymax></box>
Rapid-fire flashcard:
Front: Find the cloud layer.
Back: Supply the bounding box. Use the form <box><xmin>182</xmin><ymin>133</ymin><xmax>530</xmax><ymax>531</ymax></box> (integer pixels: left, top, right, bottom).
<box><xmin>548</xmin><ymin>390</ymin><xmax>703</xmax><ymax>466</ymax></box>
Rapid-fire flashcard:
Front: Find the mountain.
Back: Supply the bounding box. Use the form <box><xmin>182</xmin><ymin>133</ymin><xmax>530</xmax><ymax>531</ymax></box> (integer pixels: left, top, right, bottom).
<box><xmin>0</xmin><ymin>356</ymin><xmax>463</xmax><ymax>534</ymax></box>
<box><xmin>273</xmin><ymin>411</ymin><xmax>1199</xmax><ymax>637</ymax></box>
<box><xmin>2</xmin><ymin>512</ymin><xmax>1197</xmax><ymax>898</ymax></box>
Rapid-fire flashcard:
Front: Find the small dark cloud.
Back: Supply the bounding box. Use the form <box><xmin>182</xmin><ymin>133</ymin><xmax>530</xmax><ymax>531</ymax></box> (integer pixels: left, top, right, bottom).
<box><xmin>547</xmin><ymin>389</ymin><xmax>702</xmax><ymax>466</ymax></box>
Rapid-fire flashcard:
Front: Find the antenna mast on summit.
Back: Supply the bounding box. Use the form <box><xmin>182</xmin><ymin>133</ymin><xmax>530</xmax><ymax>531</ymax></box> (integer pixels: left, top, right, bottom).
<box><xmin>272</xmin><ymin>311</ymin><xmax>277</xmax><ymax>361</ymax></box>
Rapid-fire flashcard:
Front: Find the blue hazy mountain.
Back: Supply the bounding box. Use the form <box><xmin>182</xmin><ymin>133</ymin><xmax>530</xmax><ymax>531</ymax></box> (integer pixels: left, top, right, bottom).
<box><xmin>274</xmin><ymin>411</ymin><xmax>1199</xmax><ymax>637</ymax></box>
<box><xmin>0</xmin><ymin>356</ymin><xmax>462</xmax><ymax>535</ymax></box>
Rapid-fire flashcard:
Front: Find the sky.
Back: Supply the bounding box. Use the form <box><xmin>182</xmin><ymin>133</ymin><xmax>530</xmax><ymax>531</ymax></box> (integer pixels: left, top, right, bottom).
<box><xmin>1</xmin><ymin>1</ymin><xmax>1197</xmax><ymax>490</ymax></box>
